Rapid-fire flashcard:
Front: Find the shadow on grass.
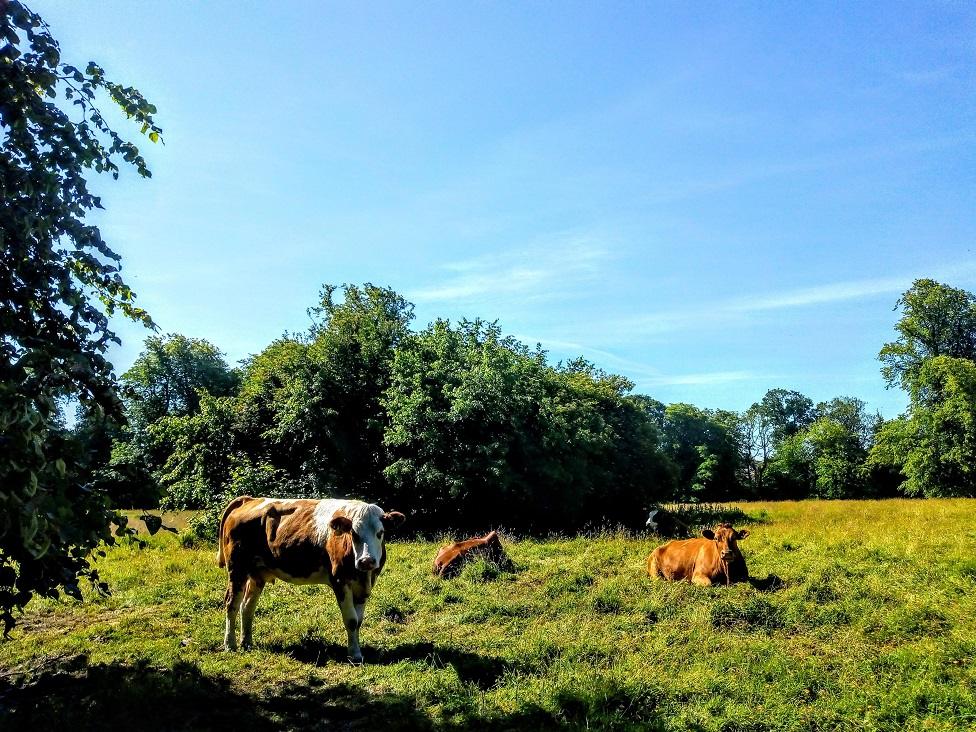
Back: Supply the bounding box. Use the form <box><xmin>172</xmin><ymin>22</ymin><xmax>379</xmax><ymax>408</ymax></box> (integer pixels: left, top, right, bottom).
<box><xmin>268</xmin><ymin>637</ymin><xmax>528</xmax><ymax>689</ymax></box>
<box><xmin>749</xmin><ymin>573</ymin><xmax>787</xmax><ymax>593</ymax></box>
<box><xmin>0</xmin><ymin>654</ymin><xmax>663</xmax><ymax>731</ymax></box>
<box><xmin>0</xmin><ymin>655</ymin><xmax>429</xmax><ymax>731</ymax></box>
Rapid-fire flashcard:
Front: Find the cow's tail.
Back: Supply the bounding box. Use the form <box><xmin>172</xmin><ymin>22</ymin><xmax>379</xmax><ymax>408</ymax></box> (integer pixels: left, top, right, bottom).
<box><xmin>647</xmin><ymin>550</ymin><xmax>661</xmax><ymax>578</ymax></box>
<box><xmin>216</xmin><ymin>495</ymin><xmax>253</xmax><ymax>568</ymax></box>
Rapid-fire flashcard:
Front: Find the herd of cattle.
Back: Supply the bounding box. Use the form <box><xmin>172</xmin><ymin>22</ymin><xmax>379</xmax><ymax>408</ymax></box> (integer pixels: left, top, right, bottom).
<box><xmin>217</xmin><ymin>496</ymin><xmax>751</xmax><ymax>662</ymax></box>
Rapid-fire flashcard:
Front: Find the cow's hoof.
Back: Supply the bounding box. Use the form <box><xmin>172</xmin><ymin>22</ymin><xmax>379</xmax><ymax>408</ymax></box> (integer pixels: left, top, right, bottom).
<box><xmin>223</xmin><ymin>644</ymin><xmax>237</xmax><ymax>652</ymax></box>
<box><xmin>347</xmin><ymin>655</ymin><xmax>364</xmax><ymax>666</ymax></box>
<box><xmin>241</xmin><ymin>642</ymin><xmax>252</xmax><ymax>651</ymax></box>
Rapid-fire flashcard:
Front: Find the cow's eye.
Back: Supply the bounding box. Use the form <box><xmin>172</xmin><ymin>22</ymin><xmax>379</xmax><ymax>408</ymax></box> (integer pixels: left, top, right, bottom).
<box><xmin>377</xmin><ymin>530</ymin><xmax>384</xmax><ymax>540</ymax></box>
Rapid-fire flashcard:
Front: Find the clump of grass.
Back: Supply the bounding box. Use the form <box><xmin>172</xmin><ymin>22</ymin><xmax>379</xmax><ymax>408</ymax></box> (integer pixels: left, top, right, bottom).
<box><xmin>544</xmin><ymin>572</ymin><xmax>594</xmax><ymax>598</ymax></box>
<box><xmin>957</xmin><ymin>559</ymin><xmax>976</xmax><ymax>582</ymax></box>
<box><xmin>710</xmin><ymin>596</ymin><xmax>785</xmax><ymax>632</ymax></box>
<box><xmin>458</xmin><ymin>557</ymin><xmax>504</xmax><ymax>583</ymax></box>
<box><xmin>591</xmin><ymin>583</ymin><xmax>624</xmax><ymax>614</ymax></box>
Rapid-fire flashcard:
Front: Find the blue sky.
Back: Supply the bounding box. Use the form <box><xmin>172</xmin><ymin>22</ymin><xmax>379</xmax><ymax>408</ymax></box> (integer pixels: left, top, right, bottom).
<box><xmin>43</xmin><ymin>1</ymin><xmax>976</xmax><ymax>417</ymax></box>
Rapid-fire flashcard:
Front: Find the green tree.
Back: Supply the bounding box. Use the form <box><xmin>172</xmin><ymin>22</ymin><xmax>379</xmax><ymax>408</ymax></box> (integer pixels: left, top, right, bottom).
<box><xmin>814</xmin><ymin>396</ymin><xmax>879</xmax><ymax>450</ymax></box>
<box><xmin>690</xmin><ymin>445</ymin><xmax>721</xmax><ymax>502</ymax></box>
<box><xmin>738</xmin><ymin>403</ymin><xmax>774</xmax><ymax>496</ymax></box>
<box><xmin>234</xmin><ymin>337</ymin><xmax>311</xmax><ymax>483</ymax></box>
<box><xmin>383</xmin><ymin>320</ymin><xmax>669</xmax><ymax>530</ymax></box>
<box><xmin>757</xmin><ymin>388</ymin><xmax>815</xmax><ymax>445</ymax></box>
<box><xmin>661</xmin><ymin>404</ymin><xmax>742</xmax><ymax>501</ymax></box>
<box><xmin>871</xmin><ymin>281</ymin><xmax>976</xmax><ymax>497</ymax></box>
<box><xmin>121</xmin><ymin>334</ymin><xmax>239</xmax><ymax>427</ymax></box>
<box><xmin>383</xmin><ymin>319</ymin><xmax>544</xmax><ymax>527</ymax></box>
<box><xmin>879</xmin><ymin>279</ymin><xmax>976</xmax><ymax>391</ymax></box>
<box><xmin>104</xmin><ymin>334</ymin><xmax>238</xmax><ymax>508</ymax></box>
<box><xmin>804</xmin><ymin>418</ymin><xmax>866</xmax><ymax>499</ymax></box>
<box><xmin>151</xmin><ymin>393</ymin><xmax>238</xmax><ymax>510</ymax></box>
<box><xmin>299</xmin><ymin>284</ymin><xmax>414</xmax><ymax>496</ymax></box>
<box><xmin>0</xmin><ymin>1</ymin><xmax>161</xmax><ymax>632</ymax></box>
<box><xmin>764</xmin><ymin>394</ymin><xmax>875</xmax><ymax>499</ymax></box>
<box><xmin>767</xmin><ymin>431</ymin><xmax>816</xmax><ymax>498</ymax></box>
<box><xmin>870</xmin><ymin>356</ymin><xmax>976</xmax><ymax>497</ymax></box>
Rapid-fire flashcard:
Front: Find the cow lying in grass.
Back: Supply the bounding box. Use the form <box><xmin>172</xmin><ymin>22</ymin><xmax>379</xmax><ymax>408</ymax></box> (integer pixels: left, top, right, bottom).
<box><xmin>433</xmin><ymin>531</ymin><xmax>512</xmax><ymax>579</ymax></box>
<box><xmin>647</xmin><ymin>523</ymin><xmax>749</xmax><ymax>586</ymax></box>
<box><xmin>217</xmin><ymin>496</ymin><xmax>405</xmax><ymax>663</ymax></box>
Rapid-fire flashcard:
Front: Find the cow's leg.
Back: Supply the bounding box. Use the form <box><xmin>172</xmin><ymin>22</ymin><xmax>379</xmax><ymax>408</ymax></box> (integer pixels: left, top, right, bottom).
<box><xmin>691</xmin><ymin>571</ymin><xmax>713</xmax><ymax>586</ymax></box>
<box><xmin>240</xmin><ymin>577</ymin><xmax>265</xmax><ymax>650</ymax></box>
<box><xmin>223</xmin><ymin>575</ymin><xmax>246</xmax><ymax>651</ymax></box>
<box><xmin>336</xmin><ymin>587</ymin><xmax>363</xmax><ymax>664</ymax></box>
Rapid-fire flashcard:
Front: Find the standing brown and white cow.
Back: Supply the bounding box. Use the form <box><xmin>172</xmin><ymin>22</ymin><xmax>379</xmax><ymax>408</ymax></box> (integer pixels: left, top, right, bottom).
<box><xmin>217</xmin><ymin>496</ymin><xmax>405</xmax><ymax>662</ymax></box>
<box><xmin>647</xmin><ymin>523</ymin><xmax>749</xmax><ymax>586</ymax></box>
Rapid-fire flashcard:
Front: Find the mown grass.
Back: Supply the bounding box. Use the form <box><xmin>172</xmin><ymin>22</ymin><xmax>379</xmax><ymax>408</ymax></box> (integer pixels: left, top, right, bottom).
<box><xmin>2</xmin><ymin>500</ymin><xmax>975</xmax><ymax>731</ymax></box>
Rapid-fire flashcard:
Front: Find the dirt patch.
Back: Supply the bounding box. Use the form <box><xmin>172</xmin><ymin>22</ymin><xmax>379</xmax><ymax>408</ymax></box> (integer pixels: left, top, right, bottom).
<box><xmin>11</xmin><ymin>606</ymin><xmax>156</xmax><ymax>639</ymax></box>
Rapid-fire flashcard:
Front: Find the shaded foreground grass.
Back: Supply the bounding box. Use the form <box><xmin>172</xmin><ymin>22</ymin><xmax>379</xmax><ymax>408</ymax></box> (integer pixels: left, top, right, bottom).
<box><xmin>2</xmin><ymin>500</ymin><xmax>975</xmax><ymax>731</ymax></box>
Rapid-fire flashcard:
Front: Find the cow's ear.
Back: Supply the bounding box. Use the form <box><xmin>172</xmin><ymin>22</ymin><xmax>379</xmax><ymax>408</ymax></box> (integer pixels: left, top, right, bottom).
<box><xmin>702</xmin><ymin>529</ymin><xmax>715</xmax><ymax>540</ymax></box>
<box><xmin>330</xmin><ymin>515</ymin><xmax>353</xmax><ymax>534</ymax></box>
<box><xmin>736</xmin><ymin>529</ymin><xmax>750</xmax><ymax>540</ymax></box>
<box><xmin>382</xmin><ymin>511</ymin><xmax>406</xmax><ymax>529</ymax></box>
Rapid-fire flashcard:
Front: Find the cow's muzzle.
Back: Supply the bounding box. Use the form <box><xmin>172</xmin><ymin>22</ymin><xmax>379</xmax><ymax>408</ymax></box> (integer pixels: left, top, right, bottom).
<box><xmin>720</xmin><ymin>551</ymin><xmax>735</xmax><ymax>561</ymax></box>
<box><xmin>356</xmin><ymin>557</ymin><xmax>377</xmax><ymax>571</ymax></box>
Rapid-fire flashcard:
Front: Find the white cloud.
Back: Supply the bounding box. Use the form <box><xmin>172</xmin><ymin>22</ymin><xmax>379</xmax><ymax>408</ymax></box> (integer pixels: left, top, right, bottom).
<box><xmin>623</xmin><ymin>263</ymin><xmax>976</xmax><ymax>338</ymax></box>
<box><xmin>640</xmin><ymin>370</ymin><xmax>756</xmax><ymax>387</ymax></box>
<box><xmin>522</xmin><ymin>336</ymin><xmax>759</xmax><ymax>388</ymax></box>
<box><xmin>410</xmin><ymin>234</ymin><xmax>610</xmax><ymax>304</ymax></box>
<box><xmin>726</xmin><ymin>276</ymin><xmax>910</xmax><ymax>313</ymax></box>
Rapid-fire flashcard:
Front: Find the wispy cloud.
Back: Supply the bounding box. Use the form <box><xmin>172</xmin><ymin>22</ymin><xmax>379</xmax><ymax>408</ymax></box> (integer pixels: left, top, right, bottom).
<box><xmin>725</xmin><ymin>276</ymin><xmax>910</xmax><ymax>313</ymax></box>
<box><xmin>410</xmin><ymin>234</ymin><xmax>609</xmax><ymax>304</ymax></box>
<box><xmin>625</xmin><ymin>264</ymin><xmax>976</xmax><ymax>338</ymax></box>
<box><xmin>896</xmin><ymin>66</ymin><xmax>961</xmax><ymax>85</ymax></box>
<box><xmin>641</xmin><ymin>133</ymin><xmax>975</xmax><ymax>206</ymax></box>
<box><xmin>642</xmin><ymin>370</ymin><xmax>757</xmax><ymax>387</ymax></box>
<box><xmin>521</xmin><ymin>335</ymin><xmax>760</xmax><ymax>388</ymax></box>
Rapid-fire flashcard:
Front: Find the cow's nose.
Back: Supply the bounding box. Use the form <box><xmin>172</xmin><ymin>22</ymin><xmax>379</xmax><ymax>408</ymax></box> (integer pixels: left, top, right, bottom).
<box><xmin>357</xmin><ymin>557</ymin><xmax>377</xmax><ymax>571</ymax></box>
<box><xmin>720</xmin><ymin>551</ymin><xmax>734</xmax><ymax>560</ymax></box>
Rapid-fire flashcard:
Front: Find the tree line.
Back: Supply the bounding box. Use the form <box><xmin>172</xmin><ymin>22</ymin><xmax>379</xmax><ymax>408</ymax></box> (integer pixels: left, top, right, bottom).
<box><xmin>67</xmin><ymin>278</ymin><xmax>976</xmax><ymax>533</ymax></box>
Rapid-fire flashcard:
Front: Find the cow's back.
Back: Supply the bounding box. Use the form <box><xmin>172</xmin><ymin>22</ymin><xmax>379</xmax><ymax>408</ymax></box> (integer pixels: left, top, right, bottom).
<box><xmin>649</xmin><ymin>537</ymin><xmax>715</xmax><ymax>581</ymax></box>
<box><xmin>219</xmin><ymin>497</ymin><xmax>333</xmax><ymax>583</ymax></box>
<box><xmin>434</xmin><ymin>536</ymin><xmax>493</xmax><ymax>578</ymax></box>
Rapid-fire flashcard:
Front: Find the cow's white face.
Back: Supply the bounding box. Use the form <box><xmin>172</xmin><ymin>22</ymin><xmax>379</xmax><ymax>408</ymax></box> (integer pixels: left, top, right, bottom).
<box><xmin>350</xmin><ymin>507</ymin><xmax>386</xmax><ymax>571</ymax></box>
<box><xmin>645</xmin><ymin>509</ymin><xmax>659</xmax><ymax>530</ymax></box>
<box><xmin>326</xmin><ymin>503</ymin><xmax>406</xmax><ymax>572</ymax></box>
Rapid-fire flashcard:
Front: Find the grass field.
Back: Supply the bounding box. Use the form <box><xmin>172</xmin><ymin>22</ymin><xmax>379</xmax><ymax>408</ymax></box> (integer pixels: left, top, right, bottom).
<box><xmin>2</xmin><ymin>500</ymin><xmax>975</xmax><ymax>731</ymax></box>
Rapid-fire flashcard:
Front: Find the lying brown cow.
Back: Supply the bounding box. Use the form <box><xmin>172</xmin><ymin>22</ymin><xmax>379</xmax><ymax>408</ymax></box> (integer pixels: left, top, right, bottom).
<box><xmin>647</xmin><ymin>523</ymin><xmax>749</xmax><ymax>586</ymax></box>
<box><xmin>217</xmin><ymin>496</ymin><xmax>405</xmax><ymax>662</ymax></box>
<box><xmin>433</xmin><ymin>531</ymin><xmax>511</xmax><ymax>579</ymax></box>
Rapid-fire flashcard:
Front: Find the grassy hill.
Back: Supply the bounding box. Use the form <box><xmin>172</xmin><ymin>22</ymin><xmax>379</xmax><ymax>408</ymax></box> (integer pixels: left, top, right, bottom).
<box><xmin>2</xmin><ymin>500</ymin><xmax>975</xmax><ymax>731</ymax></box>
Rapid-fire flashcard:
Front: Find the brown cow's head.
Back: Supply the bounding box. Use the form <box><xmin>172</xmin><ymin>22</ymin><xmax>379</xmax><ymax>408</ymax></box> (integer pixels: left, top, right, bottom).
<box><xmin>701</xmin><ymin>523</ymin><xmax>749</xmax><ymax>561</ymax></box>
<box><xmin>482</xmin><ymin>531</ymin><xmax>513</xmax><ymax>570</ymax></box>
<box><xmin>329</xmin><ymin>506</ymin><xmax>406</xmax><ymax>571</ymax></box>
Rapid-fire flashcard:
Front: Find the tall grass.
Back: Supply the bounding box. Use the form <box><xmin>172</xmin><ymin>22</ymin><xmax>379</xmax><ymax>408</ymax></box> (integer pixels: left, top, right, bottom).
<box><xmin>2</xmin><ymin>499</ymin><xmax>974</xmax><ymax>731</ymax></box>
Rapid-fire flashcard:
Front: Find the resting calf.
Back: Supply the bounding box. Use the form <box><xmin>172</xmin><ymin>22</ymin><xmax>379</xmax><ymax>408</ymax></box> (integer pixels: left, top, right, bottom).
<box><xmin>433</xmin><ymin>531</ymin><xmax>512</xmax><ymax>579</ymax></box>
